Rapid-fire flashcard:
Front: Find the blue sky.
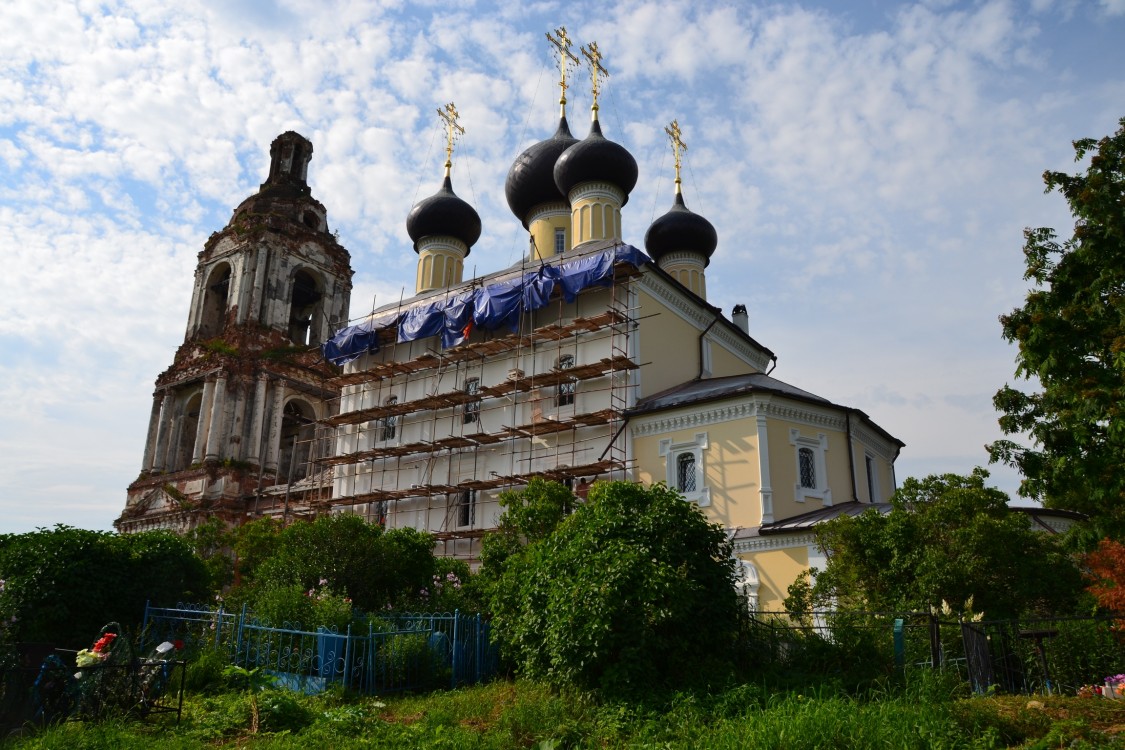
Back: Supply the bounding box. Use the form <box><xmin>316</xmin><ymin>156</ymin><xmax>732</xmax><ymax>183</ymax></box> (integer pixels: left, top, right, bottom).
<box><xmin>1</xmin><ymin>0</ymin><xmax>1124</xmax><ymax>532</ymax></box>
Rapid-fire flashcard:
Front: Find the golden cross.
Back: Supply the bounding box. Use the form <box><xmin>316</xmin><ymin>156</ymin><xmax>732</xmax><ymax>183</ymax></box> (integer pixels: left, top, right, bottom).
<box><xmin>665</xmin><ymin>120</ymin><xmax>687</xmax><ymax>192</ymax></box>
<box><xmin>546</xmin><ymin>27</ymin><xmax>579</xmax><ymax>115</ymax></box>
<box><xmin>580</xmin><ymin>41</ymin><xmax>608</xmax><ymax>114</ymax></box>
<box><xmin>437</xmin><ymin>102</ymin><xmax>464</xmax><ymax>174</ymax></box>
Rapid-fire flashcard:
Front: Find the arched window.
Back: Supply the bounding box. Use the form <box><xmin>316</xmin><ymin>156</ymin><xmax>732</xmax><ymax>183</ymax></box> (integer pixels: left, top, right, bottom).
<box><xmin>798</xmin><ymin>447</ymin><xmax>817</xmax><ymax>489</ymax></box>
<box><xmin>199</xmin><ymin>263</ymin><xmax>232</xmax><ymax>338</ymax></box>
<box><xmin>278</xmin><ymin>399</ymin><xmax>316</xmax><ymax>482</ymax></box>
<box><xmin>288</xmin><ymin>269</ymin><xmax>324</xmax><ymax>346</ymax></box>
<box><xmin>463</xmin><ymin>378</ymin><xmax>480</xmax><ymax>424</ymax></box>
<box><xmin>556</xmin><ymin>354</ymin><xmax>575</xmax><ymax>407</ymax></box>
<box><xmin>381</xmin><ymin>397</ymin><xmax>398</xmax><ymax>441</ymax></box>
<box><xmin>676</xmin><ymin>453</ymin><xmax>697</xmax><ymax>493</ymax></box>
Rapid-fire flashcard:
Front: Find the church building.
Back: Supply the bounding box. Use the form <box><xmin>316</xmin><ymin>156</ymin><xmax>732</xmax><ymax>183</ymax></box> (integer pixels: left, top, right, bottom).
<box><xmin>117</xmin><ymin>33</ymin><xmax>905</xmax><ymax>611</ymax></box>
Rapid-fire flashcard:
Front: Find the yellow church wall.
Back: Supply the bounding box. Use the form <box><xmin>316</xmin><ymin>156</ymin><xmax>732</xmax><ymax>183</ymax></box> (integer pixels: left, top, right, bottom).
<box><xmin>632</xmin><ymin>411</ymin><xmax>765</xmax><ymax>530</ymax></box>
<box><xmin>635</xmin><ymin>289</ymin><xmax>706</xmax><ymax>397</ymax></box>
<box><xmin>764</xmin><ymin>416</ymin><xmax>856</xmax><ymax>522</ymax></box>
<box><xmin>742</xmin><ymin>545</ymin><xmax>810</xmax><ymax>612</ymax></box>
<box><xmin>709</xmin><ymin>341</ymin><xmax>759</xmax><ymax>378</ymax></box>
<box><xmin>529</xmin><ymin>210</ymin><xmax>570</xmax><ymax>260</ymax></box>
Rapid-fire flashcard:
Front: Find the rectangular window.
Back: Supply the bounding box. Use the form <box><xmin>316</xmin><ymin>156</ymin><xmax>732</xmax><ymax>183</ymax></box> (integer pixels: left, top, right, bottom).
<box><xmin>798</xmin><ymin>447</ymin><xmax>817</xmax><ymax>489</ymax></box>
<box><xmin>381</xmin><ymin>397</ymin><xmax>398</xmax><ymax>441</ymax></box>
<box><xmin>555</xmin><ymin>228</ymin><xmax>566</xmax><ymax>254</ymax></box>
<box><xmin>556</xmin><ymin>354</ymin><xmax>575</xmax><ymax>407</ymax></box>
<box><xmin>463</xmin><ymin>378</ymin><xmax>480</xmax><ymax>424</ymax></box>
<box><xmin>457</xmin><ymin>490</ymin><xmax>476</xmax><ymax>527</ymax></box>
<box><xmin>676</xmin><ymin>453</ymin><xmax>697</xmax><ymax>493</ymax></box>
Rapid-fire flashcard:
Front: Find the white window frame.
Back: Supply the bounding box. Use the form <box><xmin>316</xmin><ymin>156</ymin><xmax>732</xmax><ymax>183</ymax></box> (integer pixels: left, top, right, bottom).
<box><xmin>556</xmin><ymin>354</ymin><xmax>576</xmax><ymax>407</ymax></box>
<box><xmin>463</xmin><ymin>377</ymin><xmax>480</xmax><ymax>425</ymax></box>
<box><xmin>554</xmin><ymin>227</ymin><xmax>566</xmax><ymax>254</ymax></box>
<box><xmin>455</xmin><ymin>489</ymin><xmax>476</xmax><ymax>528</ymax></box>
<box><xmin>789</xmin><ymin>429</ymin><xmax>831</xmax><ymax>505</ymax></box>
<box><xmin>381</xmin><ymin>396</ymin><xmax>399</xmax><ymax>442</ymax></box>
<box><xmin>658</xmin><ymin>432</ymin><xmax>710</xmax><ymax>506</ymax></box>
<box><xmin>865</xmin><ymin>452</ymin><xmax>880</xmax><ymax>502</ymax></box>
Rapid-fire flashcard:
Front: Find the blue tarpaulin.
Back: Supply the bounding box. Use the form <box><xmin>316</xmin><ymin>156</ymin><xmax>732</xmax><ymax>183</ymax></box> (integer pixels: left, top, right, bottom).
<box><xmin>323</xmin><ymin>244</ymin><xmax>649</xmax><ymax>365</ymax></box>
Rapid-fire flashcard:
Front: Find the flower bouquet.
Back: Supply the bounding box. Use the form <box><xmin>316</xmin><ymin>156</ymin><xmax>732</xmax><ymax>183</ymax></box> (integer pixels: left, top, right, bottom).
<box><xmin>1105</xmin><ymin>673</ymin><xmax>1125</xmax><ymax>699</ymax></box>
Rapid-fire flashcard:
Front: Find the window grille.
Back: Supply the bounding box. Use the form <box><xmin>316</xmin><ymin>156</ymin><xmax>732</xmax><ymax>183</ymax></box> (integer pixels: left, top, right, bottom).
<box><xmin>463</xmin><ymin>378</ymin><xmax>480</xmax><ymax>424</ymax></box>
<box><xmin>676</xmin><ymin>453</ymin><xmax>697</xmax><ymax>493</ymax></box>
<box><xmin>556</xmin><ymin>354</ymin><xmax>575</xmax><ymax>407</ymax></box>
<box><xmin>798</xmin><ymin>446</ymin><xmax>816</xmax><ymax>489</ymax></box>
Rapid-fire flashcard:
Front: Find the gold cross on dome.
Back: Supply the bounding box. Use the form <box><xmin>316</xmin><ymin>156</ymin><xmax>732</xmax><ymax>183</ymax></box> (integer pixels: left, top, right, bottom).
<box><xmin>546</xmin><ymin>27</ymin><xmax>579</xmax><ymax>115</ymax></box>
<box><xmin>580</xmin><ymin>41</ymin><xmax>608</xmax><ymax>113</ymax></box>
<box><xmin>665</xmin><ymin>120</ymin><xmax>687</xmax><ymax>192</ymax></box>
<box><xmin>437</xmin><ymin>102</ymin><xmax>465</xmax><ymax>174</ymax></box>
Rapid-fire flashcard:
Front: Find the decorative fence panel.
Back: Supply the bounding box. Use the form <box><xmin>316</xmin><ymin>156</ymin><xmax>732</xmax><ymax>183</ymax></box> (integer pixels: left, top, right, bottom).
<box><xmin>142</xmin><ymin>604</ymin><xmax>498</xmax><ymax>697</ymax></box>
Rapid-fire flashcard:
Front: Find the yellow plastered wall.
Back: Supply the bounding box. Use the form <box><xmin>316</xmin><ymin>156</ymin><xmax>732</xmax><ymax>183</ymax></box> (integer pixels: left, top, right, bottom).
<box><xmin>415</xmin><ymin>243</ymin><xmax>465</xmax><ymax>294</ymax></box>
<box><xmin>632</xmin><ymin>414</ymin><xmax>764</xmax><ymax>529</ymax></box>
<box><xmin>709</xmin><ymin>338</ymin><xmax>760</xmax><ymax>378</ymax></box>
<box><xmin>766</xmin><ymin>418</ymin><xmax>856</xmax><ymax>522</ymax></box>
<box><xmin>529</xmin><ymin>207</ymin><xmax>571</xmax><ymax>260</ymax></box>
<box><xmin>636</xmin><ymin>291</ymin><xmax>760</xmax><ymax>396</ymax></box>
<box><xmin>742</xmin><ymin>545</ymin><xmax>811</xmax><ymax>612</ymax></box>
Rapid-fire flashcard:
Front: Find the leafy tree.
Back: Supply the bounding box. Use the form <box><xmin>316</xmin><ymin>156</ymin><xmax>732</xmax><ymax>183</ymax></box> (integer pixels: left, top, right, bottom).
<box><xmin>807</xmin><ymin>469</ymin><xmax>1081</xmax><ymax>619</ymax></box>
<box><xmin>487</xmin><ymin>480</ymin><xmax>741</xmax><ymax>697</ymax></box>
<box><xmin>186</xmin><ymin>515</ymin><xmax>235</xmax><ymax>590</ymax></box>
<box><xmin>990</xmin><ymin>117</ymin><xmax>1125</xmax><ymax>533</ymax></box>
<box><xmin>0</xmin><ymin>526</ymin><xmax>207</xmax><ymax>647</ymax></box>
<box><xmin>249</xmin><ymin>515</ymin><xmax>436</xmax><ymax>612</ymax></box>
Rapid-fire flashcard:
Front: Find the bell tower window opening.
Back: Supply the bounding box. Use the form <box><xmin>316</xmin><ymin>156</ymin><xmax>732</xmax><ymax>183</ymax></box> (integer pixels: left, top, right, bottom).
<box><xmin>173</xmin><ymin>391</ymin><xmax>203</xmax><ymax>472</ymax></box>
<box><xmin>463</xmin><ymin>378</ymin><xmax>480</xmax><ymax>424</ymax></box>
<box><xmin>289</xmin><ymin>269</ymin><xmax>324</xmax><ymax>347</ymax></box>
<box><xmin>556</xmin><ymin>354</ymin><xmax>576</xmax><ymax>407</ymax></box>
<box><xmin>380</xmin><ymin>397</ymin><xmax>398</xmax><ymax>441</ymax></box>
<box><xmin>199</xmin><ymin>263</ymin><xmax>232</xmax><ymax>338</ymax></box>
<box><xmin>279</xmin><ymin>399</ymin><xmax>316</xmax><ymax>482</ymax></box>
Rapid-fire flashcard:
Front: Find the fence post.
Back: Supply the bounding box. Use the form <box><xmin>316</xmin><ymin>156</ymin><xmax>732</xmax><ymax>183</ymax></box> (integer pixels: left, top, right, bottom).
<box><xmin>929</xmin><ymin>614</ymin><xmax>942</xmax><ymax>669</ymax></box>
<box><xmin>475</xmin><ymin>613</ymin><xmax>482</xmax><ymax>684</ymax></box>
<box><xmin>215</xmin><ymin>605</ymin><xmax>224</xmax><ymax>648</ymax></box>
<box><xmin>893</xmin><ymin>618</ymin><xmax>905</xmax><ymax>674</ymax></box>
<box><xmin>342</xmin><ymin>623</ymin><xmax>352</xmax><ymax>691</ymax></box>
<box><xmin>451</xmin><ymin>609</ymin><xmax>460</xmax><ymax>690</ymax></box>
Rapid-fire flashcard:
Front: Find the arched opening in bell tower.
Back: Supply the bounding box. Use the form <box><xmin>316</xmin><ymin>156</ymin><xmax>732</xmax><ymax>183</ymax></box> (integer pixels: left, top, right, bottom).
<box><xmin>199</xmin><ymin>263</ymin><xmax>232</xmax><ymax>338</ymax></box>
<box><xmin>278</xmin><ymin>398</ymin><xmax>316</xmax><ymax>482</ymax></box>
<box><xmin>288</xmin><ymin>269</ymin><xmax>324</xmax><ymax>346</ymax></box>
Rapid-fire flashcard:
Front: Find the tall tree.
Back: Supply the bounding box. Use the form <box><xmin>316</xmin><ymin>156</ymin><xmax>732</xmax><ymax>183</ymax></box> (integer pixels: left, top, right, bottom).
<box><xmin>806</xmin><ymin>470</ymin><xmax>1081</xmax><ymax>619</ymax></box>
<box><xmin>990</xmin><ymin>117</ymin><xmax>1125</xmax><ymax>532</ymax></box>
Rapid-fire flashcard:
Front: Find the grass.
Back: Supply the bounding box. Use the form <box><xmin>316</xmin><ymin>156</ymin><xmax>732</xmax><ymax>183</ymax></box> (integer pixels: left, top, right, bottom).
<box><xmin>6</xmin><ymin>677</ymin><xmax>1125</xmax><ymax>749</ymax></box>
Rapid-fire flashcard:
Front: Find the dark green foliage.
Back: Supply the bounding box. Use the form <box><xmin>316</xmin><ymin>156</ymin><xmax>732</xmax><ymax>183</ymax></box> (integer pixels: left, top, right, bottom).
<box><xmin>487</xmin><ymin>480</ymin><xmax>741</xmax><ymax>697</ymax></box>
<box><xmin>185</xmin><ymin>516</ymin><xmax>234</xmax><ymax>591</ymax></box>
<box><xmin>249</xmin><ymin>514</ymin><xmax>436</xmax><ymax>613</ymax></box>
<box><xmin>990</xmin><ymin>117</ymin><xmax>1125</xmax><ymax>534</ymax></box>
<box><xmin>808</xmin><ymin>470</ymin><xmax>1081</xmax><ymax>618</ymax></box>
<box><xmin>0</xmin><ymin>526</ymin><xmax>207</xmax><ymax>648</ymax></box>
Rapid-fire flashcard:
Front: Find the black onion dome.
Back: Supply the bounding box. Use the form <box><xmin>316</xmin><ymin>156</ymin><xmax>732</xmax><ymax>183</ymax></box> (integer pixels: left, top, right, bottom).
<box><xmin>505</xmin><ymin>117</ymin><xmax>578</xmax><ymax>227</ymax></box>
<box><xmin>644</xmin><ymin>192</ymin><xmax>718</xmax><ymax>266</ymax></box>
<box><xmin>406</xmin><ymin>175</ymin><xmax>482</xmax><ymax>254</ymax></box>
<box><xmin>553</xmin><ymin>119</ymin><xmax>638</xmax><ymax>205</ymax></box>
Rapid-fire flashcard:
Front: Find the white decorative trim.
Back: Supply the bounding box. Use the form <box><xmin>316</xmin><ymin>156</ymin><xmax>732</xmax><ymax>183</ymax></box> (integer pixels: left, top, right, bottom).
<box><xmin>528</xmin><ymin>202</ymin><xmax>570</xmax><ymax>224</ymax></box>
<box><xmin>630</xmin><ymin>396</ymin><xmax>846</xmax><ymax>437</ymax></box>
<box><xmin>732</xmin><ymin>531</ymin><xmax>816</xmax><ymax>554</ymax></box>
<box><xmin>790</xmin><ymin>429</ymin><xmax>832</xmax><ymax>506</ymax></box>
<box><xmin>709</xmin><ymin>324</ymin><xmax>774</xmax><ymax>372</ymax></box>
<box><xmin>756</xmin><ymin>415</ymin><xmax>773</xmax><ymax>524</ymax></box>
<box><xmin>568</xmin><ymin>181</ymin><xmax>626</xmax><ymax>205</ymax></box>
<box><xmin>659</xmin><ymin>251</ymin><xmax>706</xmax><ymax>268</ymax></box>
<box><xmin>851</xmin><ymin>420</ymin><xmax>896</xmax><ymax>462</ymax></box>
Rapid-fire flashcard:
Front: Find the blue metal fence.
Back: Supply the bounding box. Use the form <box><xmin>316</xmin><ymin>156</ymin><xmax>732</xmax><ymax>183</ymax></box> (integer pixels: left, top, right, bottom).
<box><xmin>142</xmin><ymin>603</ymin><xmax>498</xmax><ymax>696</ymax></box>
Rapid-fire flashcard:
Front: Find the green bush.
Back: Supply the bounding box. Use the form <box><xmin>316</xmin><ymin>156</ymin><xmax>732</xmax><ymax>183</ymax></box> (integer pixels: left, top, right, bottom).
<box><xmin>0</xmin><ymin>527</ymin><xmax>207</xmax><ymax>648</ymax></box>
<box><xmin>488</xmin><ymin>480</ymin><xmax>742</xmax><ymax>698</ymax></box>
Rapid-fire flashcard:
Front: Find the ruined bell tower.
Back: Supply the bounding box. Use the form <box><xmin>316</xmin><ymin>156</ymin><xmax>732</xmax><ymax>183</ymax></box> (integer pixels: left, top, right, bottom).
<box><xmin>116</xmin><ymin>132</ymin><xmax>353</xmax><ymax>533</ymax></box>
